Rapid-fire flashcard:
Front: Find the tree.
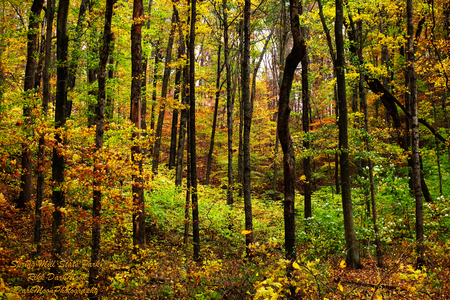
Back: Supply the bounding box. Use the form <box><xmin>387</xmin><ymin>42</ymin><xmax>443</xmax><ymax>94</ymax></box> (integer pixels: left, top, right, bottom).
<box><xmin>130</xmin><ymin>0</ymin><xmax>146</xmax><ymax>252</ymax></box>
<box><xmin>189</xmin><ymin>0</ymin><xmax>200</xmax><ymax>261</ymax></box>
<box><xmin>89</xmin><ymin>0</ymin><xmax>114</xmax><ymax>295</ymax></box>
<box><xmin>407</xmin><ymin>0</ymin><xmax>424</xmax><ymax>266</ymax></box>
<box><xmin>34</xmin><ymin>0</ymin><xmax>54</xmax><ymax>255</ymax></box>
<box><xmin>51</xmin><ymin>0</ymin><xmax>70</xmax><ymax>280</ymax></box>
<box><xmin>335</xmin><ymin>0</ymin><xmax>361</xmax><ymax>269</ymax></box>
<box><xmin>242</xmin><ymin>0</ymin><xmax>253</xmax><ymax>255</ymax></box>
<box><xmin>277</xmin><ymin>0</ymin><xmax>305</xmax><ymax>269</ymax></box>
<box><xmin>152</xmin><ymin>10</ymin><xmax>176</xmax><ymax>174</ymax></box>
<box><xmin>17</xmin><ymin>0</ymin><xmax>45</xmax><ymax>209</ymax></box>
<box><xmin>224</xmin><ymin>0</ymin><xmax>233</xmax><ymax>206</ymax></box>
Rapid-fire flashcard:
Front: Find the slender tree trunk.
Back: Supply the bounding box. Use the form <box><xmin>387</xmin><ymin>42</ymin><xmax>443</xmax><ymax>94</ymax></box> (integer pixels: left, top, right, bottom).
<box><xmin>188</xmin><ymin>0</ymin><xmax>200</xmax><ymax>261</ymax></box>
<box><xmin>106</xmin><ymin>34</ymin><xmax>116</xmax><ymax>121</ymax></box>
<box><xmin>130</xmin><ymin>0</ymin><xmax>145</xmax><ymax>252</ymax></box>
<box><xmin>242</xmin><ymin>0</ymin><xmax>253</xmax><ymax>256</ymax></box>
<box><xmin>205</xmin><ymin>45</ymin><xmax>222</xmax><ymax>185</ymax></box>
<box><xmin>224</xmin><ymin>0</ymin><xmax>234</xmax><ymax>206</ymax></box>
<box><xmin>17</xmin><ymin>0</ymin><xmax>45</xmax><ymax>209</ymax></box>
<box><xmin>141</xmin><ymin>0</ymin><xmax>152</xmax><ymax>145</ymax></box>
<box><xmin>149</xmin><ymin>43</ymin><xmax>160</xmax><ymax>155</ymax></box>
<box><xmin>237</xmin><ymin>19</ymin><xmax>244</xmax><ymax>197</ymax></box>
<box><xmin>432</xmin><ymin>99</ymin><xmax>443</xmax><ymax>196</ymax></box>
<box><xmin>175</xmin><ymin>28</ymin><xmax>187</xmax><ymax>187</ymax></box>
<box><xmin>152</xmin><ymin>11</ymin><xmax>176</xmax><ymax>173</ymax></box>
<box><xmin>169</xmin><ymin>8</ymin><xmax>180</xmax><ymax>172</ymax></box>
<box><xmin>407</xmin><ymin>0</ymin><xmax>424</xmax><ymax>267</ymax></box>
<box><xmin>336</xmin><ymin>0</ymin><xmax>361</xmax><ymax>269</ymax></box>
<box><xmin>169</xmin><ymin>63</ymin><xmax>180</xmax><ymax>170</ymax></box>
<box><xmin>67</xmin><ymin>0</ymin><xmax>89</xmax><ymax>118</ymax></box>
<box><xmin>88</xmin><ymin>1</ymin><xmax>113</xmax><ymax>296</ymax></box>
<box><xmin>302</xmin><ymin>42</ymin><xmax>311</xmax><ymax>219</ymax></box>
<box><xmin>35</xmin><ymin>0</ymin><xmax>53</xmax><ymax>255</ymax></box>
<box><xmin>51</xmin><ymin>0</ymin><xmax>69</xmax><ymax>283</ymax></box>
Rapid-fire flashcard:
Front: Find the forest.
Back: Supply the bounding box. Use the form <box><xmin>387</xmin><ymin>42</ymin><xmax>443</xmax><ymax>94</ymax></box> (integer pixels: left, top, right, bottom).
<box><xmin>0</xmin><ymin>0</ymin><xmax>449</xmax><ymax>298</ymax></box>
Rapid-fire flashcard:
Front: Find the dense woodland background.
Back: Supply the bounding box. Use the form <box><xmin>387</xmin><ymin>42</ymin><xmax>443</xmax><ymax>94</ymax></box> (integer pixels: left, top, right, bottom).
<box><xmin>1</xmin><ymin>0</ymin><xmax>450</xmax><ymax>298</ymax></box>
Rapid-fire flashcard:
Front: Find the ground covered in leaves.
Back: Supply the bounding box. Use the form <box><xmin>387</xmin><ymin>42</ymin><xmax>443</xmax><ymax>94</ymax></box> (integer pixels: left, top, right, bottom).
<box><xmin>1</xmin><ymin>170</ymin><xmax>450</xmax><ymax>300</ymax></box>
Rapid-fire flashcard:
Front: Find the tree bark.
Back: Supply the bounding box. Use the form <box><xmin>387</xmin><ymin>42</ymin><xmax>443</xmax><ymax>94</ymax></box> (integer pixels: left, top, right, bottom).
<box><xmin>189</xmin><ymin>0</ymin><xmax>200</xmax><ymax>261</ymax></box>
<box><xmin>407</xmin><ymin>0</ymin><xmax>424</xmax><ymax>267</ymax></box>
<box><xmin>224</xmin><ymin>0</ymin><xmax>234</xmax><ymax>206</ymax></box>
<box><xmin>175</xmin><ymin>20</ymin><xmax>187</xmax><ymax>187</ymax></box>
<box><xmin>242</xmin><ymin>0</ymin><xmax>253</xmax><ymax>256</ymax></box>
<box><xmin>130</xmin><ymin>0</ymin><xmax>146</xmax><ymax>252</ymax></box>
<box><xmin>336</xmin><ymin>0</ymin><xmax>361</xmax><ymax>269</ymax></box>
<box><xmin>67</xmin><ymin>0</ymin><xmax>89</xmax><ymax>118</ymax></box>
<box><xmin>278</xmin><ymin>0</ymin><xmax>305</xmax><ymax>271</ymax></box>
<box><xmin>17</xmin><ymin>0</ymin><xmax>45</xmax><ymax>209</ymax></box>
<box><xmin>152</xmin><ymin>11</ymin><xmax>176</xmax><ymax>174</ymax></box>
<box><xmin>88</xmin><ymin>0</ymin><xmax>113</xmax><ymax>296</ymax></box>
<box><xmin>302</xmin><ymin>42</ymin><xmax>311</xmax><ymax>219</ymax></box>
<box><xmin>205</xmin><ymin>44</ymin><xmax>222</xmax><ymax>185</ymax></box>
<box><xmin>51</xmin><ymin>0</ymin><xmax>69</xmax><ymax>283</ymax></box>
<box><xmin>35</xmin><ymin>0</ymin><xmax>53</xmax><ymax>255</ymax></box>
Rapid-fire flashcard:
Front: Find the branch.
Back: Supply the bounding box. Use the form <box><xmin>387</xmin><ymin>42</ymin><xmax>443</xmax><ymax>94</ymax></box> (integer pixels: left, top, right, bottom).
<box><xmin>366</xmin><ymin>78</ymin><xmax>447</xmax><ymax>144</ymax></box>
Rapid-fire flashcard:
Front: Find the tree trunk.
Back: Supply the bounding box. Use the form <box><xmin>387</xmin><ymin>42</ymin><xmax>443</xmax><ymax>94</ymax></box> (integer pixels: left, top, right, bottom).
<box><xmin>188</xmin><ymin>0</ymin><xmax>200</xmax><ymax>261</ymax></box>
<box><xmin>407</xmin><ymin>0</ymin><xmax>424</xmax><ymax>267</ymax></box>
<box><xmin>152</xmin><ymin>11</ymin><xmax>176</xmax><ymax>174</ymax></box>
<box><xmin>67</xmin><ymin>0</ymin><xmax>89</xmax><ymax>118</ymax></box>
<box><xmin>205</xmin><ymin>45</ymin><xmax>222</xmax><ymax>185</ymax></box>
<box><xmin>224</xmin><ymin>0</ymin><xmax>234</xmax><ymax>206</ymax></box>
<box><xmin>242</xmin><ymin>0</ymin><xmax>253</xmax><ymax>256</ymax></box>
<box><xmin>89</xmin><ymin>1</ymin><xmax>113</xmax><ymax>296</ymax></box>
<box><xmin>336</xmin><ymin>0</ymin><xmax>361</xmax><ymax>269</ymax></box>
<box><xmin>87</xmin><ymin>1</ymin><xmax>99</xmax><ymax>127</ymax></box>
<box><xmin>169</xmin><ymin>60</ymin><xmax>180</xmax><ymax>170</ymax></box>
<box><xmin>51</xmin><ymin>0</ymin><xmax>69</xmax><ymax>283</ymax></box>
<box><xmin>130</xmin><ymin>0</ymin><xmax>146</xmax><ymax>252</ymax></box>
<box><xmin>35</xmin><ymin>0</ymin><xmax>53</xmax><ymax>255</ymax></box>
<box><xmin>175</xmin><ymin>22</ymin><xmax>187</xmax><ymax>187</ymax></box>
<box><xmin>17</xmin><ymin>0</ymin><xmax>45</xmax><ymax>209</ymax></box>
<box><xmin>278</xmin><ymin>0</ymin><xmax>305</xmax><ymax>275</ymax></box>
<box><xmin>169</xmin><ymin>7</ymin><xmax>180</xmax><ymax>172</ymax></box>
<box><xmin>302</xmin><ymin>42</ymin><xmax>311</xmax><ymax>219</ymax></box>
<box><xmin>105</xmin><ymin>34</ymin><xmax>116</xmax><ymax>121</ymax></box>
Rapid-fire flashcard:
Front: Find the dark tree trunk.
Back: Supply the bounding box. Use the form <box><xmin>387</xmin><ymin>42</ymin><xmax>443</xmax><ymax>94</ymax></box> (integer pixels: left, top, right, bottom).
<box><xmin>175</xmin><ymin>23</ymin><xmax>187</xmax><ymax>187</ymax></box>
<box><xmin>224</xmin><ymin>0</ymin><xmax>234</xmax><ymax>205</ymax></box>
<box><xmin>67</xmin><ymin>0</ymin><xmax>89</xmax><ymax>118</ymax></box>
<box><xmin>88</xmin><ymin>0</ymin><xmax>113</xmax><ymax>296</ymax></box>
<box><xmin>169</xmin><ymin>8</ymin><xmax>180</xmax><ymax>172</ymax></box>
<box><xmin>105</xmin><ymin>34</ymin><xmax>116</xmax><ymax>121</ymax></box>
<box><xmin>205</xmin><ymin>45</ymin><xmax>222</xmax><ymax>185</ymax></box>
<box><xmin>302</xmin><ymin>42</ymin><xmax>311</xmax><ymax>219</ymax></box>
<box><xmin>35</xmin><ymin>0</ymin><xmax>53</xmax><ymax>255</ymax></box>
<box><xmin>17</xmin><ymin>0</ymin><xmax>45</xmax><ymax>209</ymax></box>
<box><xmin>141</xmin><ymin>0</ymin><xmax>152</xmax><ymax>141</ymax></box>
<box><xmin>407</xmin><ymin>0</ymin><xmax>424</xmax><ymax>267</ymax></box>
<box><xmin>150</xmin><ymin>43</ymin><xmax>160</xmax><ymax>155</ymax></box>
<box><xmin>237</xmin><ymin>19</ymin><xmax>244</xmax><ymax>197</ymax></box>
<box><xmin>336</xmin><ymin>0</ymin><xmax>361</xmax><ymax>269</ymax></box>
<box><xmin>51</xmin><ymin>0</ymin><xmax>69</xmax><ymax>282</ymax></box>
<box><xmin>188</xmin><ymin>0</ymin><xmax>200</xmax><ymax>261</ymax></box>
<box><xmin>242</xmin><ymin>0</ymin><xmax>253</xmax><ymax>256</ymax></box>
<box><xmin>130</xmin><ymin>0</ymin><xmax>146</xmax><ymax>252</ymax></box>
<box><xmin>278</xmin><ymin>0</ymin><xmax>305</xmax><ymax>272</ymax></box>
<box><xmin>169</xmin><ymin>60</ymin><xmax>181</xmax><ymax>170</ymax></box>
<box><xmin>152</xmin><ymin>11</ymin><xmax>176</xmax><ymax>174</ymax></box>
<box><xmin>272</xmin><ymin>3</ymin><xmax>288</xmax><ymax>201</ymax></box>
<box><xmin>87</xmin><ymin>1</ymin><xmax>99</xmax><ymax>127</ymax></box>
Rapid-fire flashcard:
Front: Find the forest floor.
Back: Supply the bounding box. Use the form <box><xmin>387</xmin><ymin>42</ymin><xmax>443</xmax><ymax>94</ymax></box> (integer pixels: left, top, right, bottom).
<box><xmin>1</xmin><ymin>180</ymin><xmax>450</xmax><ymax>299</ymax></box>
